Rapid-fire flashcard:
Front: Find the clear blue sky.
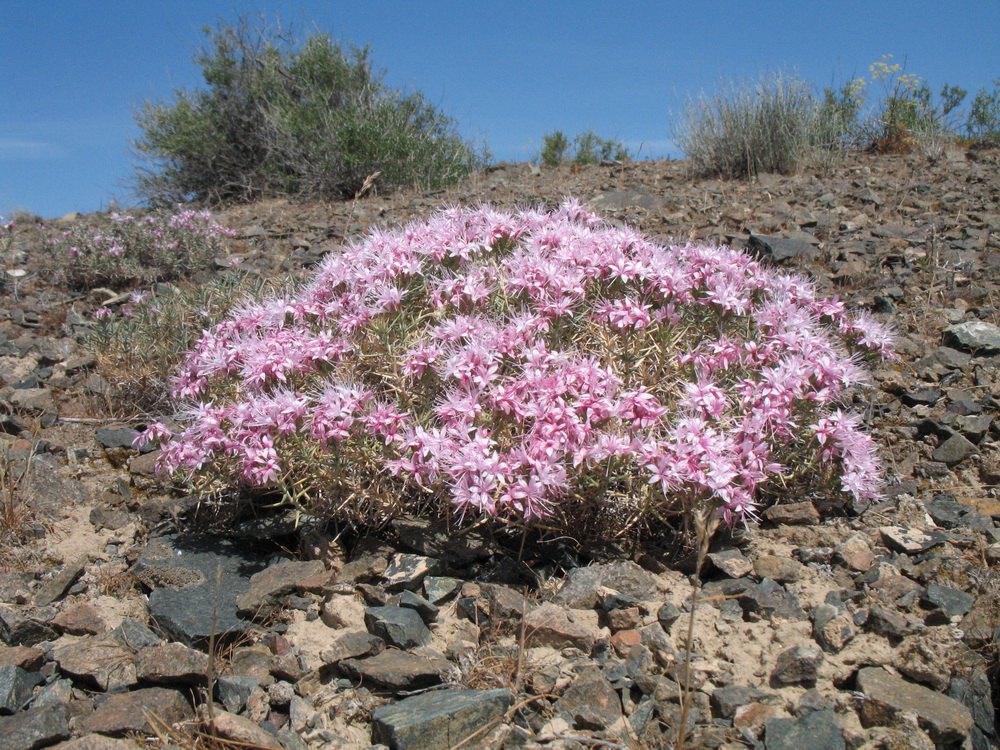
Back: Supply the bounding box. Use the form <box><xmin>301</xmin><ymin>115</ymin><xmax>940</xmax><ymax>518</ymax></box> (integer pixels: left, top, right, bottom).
<box><xmin>3</xmin><ymin>1</ymin><xmax>998</xmax><ymax>219</ymax></box>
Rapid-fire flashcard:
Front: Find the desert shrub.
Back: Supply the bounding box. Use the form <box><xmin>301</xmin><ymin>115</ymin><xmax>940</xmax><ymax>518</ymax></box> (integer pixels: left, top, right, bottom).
<box><xmin>87</xmin><ymin>272</ymin><xmax>285</xmax><ymax>416</ymax></box>
<box><xmin>539</xmin><ymin>131</ymin><xmax>570</xmax><ymax>167</ymax></box>
<box><xmin>966</xmin><ymin>79</ymin><xmax>1000</xmax><ymax>147</ymax></box>
<box><xmin>140</xmin><ymin>202</ymin><xmax>892</xmax><ymax>541</ymax></box>
<box><xmin>673</xmin><ymin>71</ymin><xmax>816</xmax><ymax>178</ymax></box>
<box><xmin>539</xmin><ymin>130</ymin><xmax>630</xmax><ymax>167</ymax></box>
<box><xmin>133</xmin><ymin>17</ymin><xmax>486</xmax><ymax>206</ymax></box>
<box><xmin>45</xmin><ymin>209</ymin><xmax>233</xmax><ymax>290</ymax></box>
<box><xmin>848</xmin><ymin>56</ymin><xmax>966</xmax><ymax>153</ymax></box>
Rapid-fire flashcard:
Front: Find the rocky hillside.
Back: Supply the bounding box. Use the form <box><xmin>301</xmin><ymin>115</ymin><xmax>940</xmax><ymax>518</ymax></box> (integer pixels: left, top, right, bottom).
<box><xmin>0</xmin><ymin>148</ymin><xmax>998</xmax><ymax>750</ymax></box>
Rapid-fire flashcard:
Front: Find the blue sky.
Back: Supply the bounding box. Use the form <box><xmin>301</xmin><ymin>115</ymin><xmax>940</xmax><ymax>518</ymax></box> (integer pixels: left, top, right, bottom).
<box><xmin>3</xmin><ymin>1</ymin><xmax>998</xmax><ymax>219</ymax></box>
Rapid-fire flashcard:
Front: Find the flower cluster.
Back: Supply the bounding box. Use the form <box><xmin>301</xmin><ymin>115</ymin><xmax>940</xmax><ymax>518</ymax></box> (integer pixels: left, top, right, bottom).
<box><xmin>142</xmin><ymin>201</ymin><xmax>892</xmax><ymax>531</ymax></box>
<box><xmin>47</xmin><ymin>209</ymin><xmax>233</xmax><ymax>289</ymax></box>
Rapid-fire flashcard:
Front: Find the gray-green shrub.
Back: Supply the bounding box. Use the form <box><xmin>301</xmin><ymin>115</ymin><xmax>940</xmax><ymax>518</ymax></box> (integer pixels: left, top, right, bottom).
<box><xmin>132</xmin><ymin>17</ymin><xmax>487</xmax><ymax>206</ymax></box>
<box><xmin>539</xmin><ymin>130</ymin><xmax>630</xmax><ymax>167</ymax></box>
<box><xmin>673</xmin><ymin>71</ymin><xmax>816</xmax><ymax>178</ymax></box>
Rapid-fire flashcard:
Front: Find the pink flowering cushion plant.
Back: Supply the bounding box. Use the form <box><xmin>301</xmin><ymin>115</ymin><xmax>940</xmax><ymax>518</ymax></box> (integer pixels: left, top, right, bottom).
<box><xmin>140</xmin><ymin>201</ymin><xmax>892</xmax><ymax>538</ymax></box>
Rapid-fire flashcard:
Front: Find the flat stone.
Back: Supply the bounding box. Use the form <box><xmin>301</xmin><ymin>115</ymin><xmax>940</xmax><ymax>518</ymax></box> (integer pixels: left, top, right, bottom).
<box><xmin>381</xmin><ymin>554</ymin><xmax>443</xmax><ymax>592</ymax></box>
<box><xmin>710</xmin><ymin>685</ymin><xmax>773</xmax><ymax>721</ymax></box>
<box><xmin>866</xmin><ymin>604</ymin><xmax>921</xmax><ymax>639</ymax></box>
<box><xmin>134</xmin><ymin>534</ymin><xmax>276</xmax><ymax>645</ymax></box>
<box><xmin>80</xmin><ymin>687</ymin><xmax>193</xmax><ymax>736</ymax></box>
<box><xmin>93</xmin><ymin>428</ymin><xmax>139</xmax><ymax>449</ymax></box>
<box><xmin>320</xmin><ymin>631</ymin><xmax>384</xmax><ymax>665</ymax></box>
<box><xmin>52</xmin><ymin>634</ymin><xmax>138</xmax><ymax>691</ymax></box>
<box><xmin>554</xmin><ymin>561</ymin><xmax>665</xmax><ymax>609</ymax></box>
<box><xmin>921</xmin><ymin>584</ymin><xmax>974</xmax><ymax>618</ymax></box>
<box><xmin>9</xmin><ymin>389</ymin><xmax>54</xmax><ymax>414</ymax></box>
<box><xmin>205</xmin><ymin>710</ymin><xmax>282</xmax><ymax>750</ymax></box>
<box><xmin>364</xmin><ymin>606</ymin><xmax>431</xmax><ymax>649</ymax></box>
<box><xmin>707</xmin><ymin>549</ymin><xmax>752</xmax><ymax>578</ymax></box>
<box><xmin>765</xmin><ymin>710</ymin><xmax>845</xmax><ymax>750</ymax></box>
<box><xmin>235</xmin><ymin>559</ymin><xmax>325</xmax><ymax>618</ymax></box>
<box><xmin>747</xmin><ymin>233</ymin><xmax>818</xmax><ymax>262</ymax></box>
<box><xmin>738</xmin><ymin>579</ymin><xmax>806</xmax><ymax>621</ymax></box>
<box><xmin>761</xmin><ymin>501</ymin><xmax>820</xmax><ymax>525</ymax></box>
<box><xmin>54</xmin><ymin>734</ymin><xmax>143</xmax><ymax>750</ymax></box>
<box><xmin>0</xmin><ymin>648</ymin><xmax>43</xmax><ymax>671</ymax></box>
<box><xmin>371</xmin><ymin>688</ymin><xmax>512</xmax><ymax>750</ymax></box>
<box><xmin>0</xmin><ymin>666</ymin><xmax>44</xmax><ymax>714</ymax></box>
<box><xmin>949</xmin><ymin>673</ymin><xmax>996</xmax><ymax>741</ymax></box>
<box><xmin>391</xmin><ymin>518</ymin><xmax>493</xmax><ymax>564</ymax></box>
<box><xmin>753</xmin><ymin>555</ymin><xmax>809</xmax><ymax>583</ymax></box>
<box><xmin>770</xmin><ymin>646</ymin><xmax>823</xmax><ymax>686</ymax></box>
<box><xmin>926</xmin><ymin>494</ymin><xmax>969</xmax><ymax>529</ymax></box>
<box><xmin>523</xmin><ymin>603</ymin><xmax>602</xmax><ymax>654</ymax></box>
<box><xmin>879</xmin><ymin>526</ymin><xmax>948</xmax><ymax>554</ymax></box>
<box><xmin>340</xmin><ymin>650</ymin><xmax>451</xmax><ymax>692</ymax></box>
<box><xmin>53</xmin><ymin>734</ymin><xmax>142</xmax><ymax>750</ymax></box>
<box><xmin>51</xmin><ymin>602</ymin><xmax>106</xmax><ymax>635</ymax></box>
<box><xmin>0</xmin><ymin>703</ymin><xmax>70</xmax><ymax>750</ymax></box>
<box><xmin>943</xmin><ymin>320</ymin><xmax>1000</xmax><ymax>354</ymax></box>
<box><xmin>856</xmin><ymin>666</ymin><xmax>973</xmax><ymax>745</ymax></box>
<box><xmin>33</xmin><ymin>558</ymin><xmax>87</xmax><ymax>607</ymax></box>
<box><xmin>423</xmin><ymin>576</ymin><xmax>463</xmax><ymax>605</ymax></box>
<box><xmin>932</xmin><ymin>433</ymin><xmax>979</xmax><ymax>465</ymax></box>
<box><xmin>215</xmin><ymin>675</ymin><xmax>259</xmax><ymax>713</ymax></box>
<box><xmin>552</xmin><ymin>666</ymin><xmax>622</xmax><ymax>730</ymax></box>
<box><xmin>135</xmin><ymin>642</ymin><xmax>209</xmax><ymax>685</ymax></box>
<box><xmin>396</xmin><ymin>590</ymin><xmax>439</xmax><ymax>623</ymax></box>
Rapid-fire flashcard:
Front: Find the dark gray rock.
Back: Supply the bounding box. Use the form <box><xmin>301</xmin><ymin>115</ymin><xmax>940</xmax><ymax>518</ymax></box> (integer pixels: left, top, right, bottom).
<box><xmin>933</xmin><ymin>433</ymin><xmax>979</xmax><ymax>465</ymax></box>
<box><xmin>364</xmin><ymin>606</ymin><xmax>431</xmax><ymax>649</ymax></box>
<box><xmin>94</xmin><ymin>427</ymin><xmax>139</xmax><ymax>449</ymax></box>
<box><xmin>0</xmin><ymin>703</ymin><xmax>70</xmax><ymax>750</ymax></box>
<box><xmin>657</xmin><ymin>602</ymin><xmax>683</xmax><ymax>630</ymax></box>
<box><xmin>921</xmin><ymin>584</ymin><xmax>974</xmax><ymax>618</ymax></box>
<box><xmin>216</xmin><ymin>675</ymin><xmax>260</xmax><ymax>713</ymax></box>
<box><xmin>943</xmin><ymin>320</ymin><xmax>1000</xmax><ymax>354</ymax></box>
<box><xmin>554</xmin><ymin>561</ymin><xmax>665</xmax><ymax>609</ymax></box>
<box><xmin>710</xmin><ymin>685</ymin><xmax>768</xmax><ymax>721</ymax></box>
<box><xmin>866</xmin><ymin>604</ymin><xmax>921</xmax><ymax>639</ymax></box>
<box><xmin>747</xmin><ymin>233</ymin><xmax>819</xmax><ymax>263</ymax></box>
<box><xmin>903</xmin><ymin>387</ymin><xmax>941</xmax><ymax>406</ymax></box>
<box><xmin>339</xmin><ymin>650</ymin><xmax>451</xmax><ymax>691</ymax></box>
<box><xmin>134</xmin><ymin>534</ymin><xmax>277</xmax><ymax>646</ymax></box>
<box><xmin>949</xmin><ymin>673</ymin><xmax>996</xmax><ymax>744</ymax></box>
<box><xmin>765</xmin><ymin>709</ymin><xmax>844</xmax><ymax>750</ymax></box>
<box><xmin>395</xmin><ymin>590</ymin><xmax>439</xmax><ymax>624</ymax></box>
<box><xmin>739</xmin><ymin>579</ymin><xmax>806</xmax><ymax>620</ymax></box>
<box><xmin>927</xmin><ymin>493</ymin><xmax>969</xmax><ymax>528</ymax></box>
<box><xmin>856</xmin><ymin>666</ymin><xmax>973</xmax><ymax>746</ymax></box>
<box><xmin>0</xmin><ymin>666</ymin><xmax>44</xmax><ymax>715</ymax></box>
<box><xmin>770</xmin><ymin>646</ymin><xmax>823</xmax><ymax>686</ymax></box>
<box><xmin>371</xmin><ymin>688</ymin><xmax>512</xmax><ymax>750</ymax></box>
<box><xmin>423</xmin><ymin>576</ymin><xmax>462</xmax><ymax>605</ymax></box>
<box><xmin>111</xmin><ymin>618</ymin><xmax>160</xmax><ymax>649</ymax></box>
<box><xmin>552</xmin><ymin>666</ymin><xmax>622</xmax><ymax>730</ymax></box>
